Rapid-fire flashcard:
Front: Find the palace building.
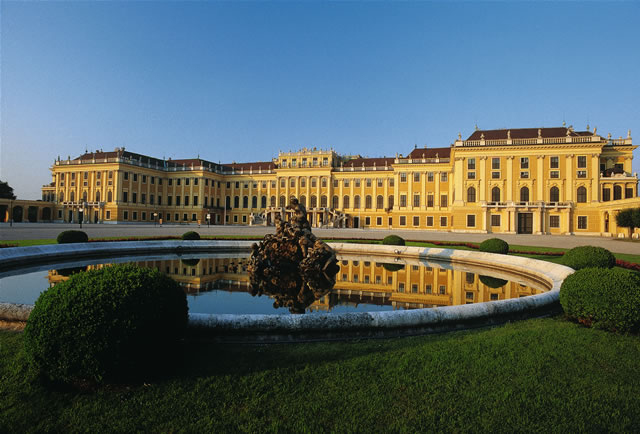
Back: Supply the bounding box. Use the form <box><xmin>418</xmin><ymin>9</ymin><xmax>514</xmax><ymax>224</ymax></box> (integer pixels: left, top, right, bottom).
<box><xmin>26</xmin><ymin>125</ymin><xmax>640</xmax><ymax>237</ymax></box>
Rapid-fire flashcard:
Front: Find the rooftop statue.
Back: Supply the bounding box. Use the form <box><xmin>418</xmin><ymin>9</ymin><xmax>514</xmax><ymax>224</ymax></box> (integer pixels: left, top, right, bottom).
<box><xmin>248</xmin><ymin>197</ymin><xmax>339</xmax><ymax>314</ymax></box>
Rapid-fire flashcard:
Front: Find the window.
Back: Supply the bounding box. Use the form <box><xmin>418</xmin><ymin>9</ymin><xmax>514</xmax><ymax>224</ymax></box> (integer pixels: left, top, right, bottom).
<box><xmin>520</xmin><ymin>157</ymin><xmax>529</xmax><ymax>169</ymax></box>
<box><xmin>388</xmin><ymin>195</ymin><xmax>394</xmax><ymax>208</ymax></box>
<box><xmin>426</xmin><ymin>216</ymin><xmax>434</xmax><ymax>227</ymax></box>
<box><xmin>377</xmin><ymin>178</ymin><xmax>383</xmax><ymax>187</ymax></box>
<box><xmin>376</xmin><ymin>217</ymin><xmax>382</xmax><ymax>225</ymax></box>
<box><xmin>132</xmin><ymin>211</ymin><xmax>138</xmax><ymax>220</ymax></box>
<box><xmin>439</xmin><ymin>285</ymin><xmax>446</xmax><ymax>295</ymax></box>
<box><xmin>427</xmin><ymin>194</ymin><xmax>434</xmax><ymax>207</ymax></box>
<box><xmin>184</xmin><ymin>196</ymin><xmax>189</xmax><ymax>206</ymax></box>
<box><xmin>300</xmin><ymin>178</ymin><xmax>306</xmax><ymax>187</ymax></box>
<box><xmin>332</xmin><ymin>195</ymin><xmax>339</xmax><ymax>208</ymax></box>
<box><xmin>141</xmin><ymin>193</ymin><xmax>146</xmax><ymax>204</ymax></box>
<box><xmin>142</xmin><ymin>212</ymin><xmax>146</xmax><ymax>221</ymax></box>
<box><xmin>467</xmin><ymin>215</ymin><xmax>476</xmax><ymax>227</ymax></box>
<box><xmin>158</xmin><ymin>196</ymin><xmax>162</xmax><ymax>205</ymax></box>
<box><xmin>427</xmin><ymin>172</ymin><xmax>434</xmax><ymax>182</ymax></box>
<box><xmin>467</xmin><ymin>158</ymin><xmax>476</xmax><ymax>170</ymax></box>
<box><xmin>168</xmin><ymin>196</ymin><xmax>173</xmax><ymax>206</ymax></box>
<box><xmin>133</xmin><ymin>174</ymin><xmax>138</xmax><ymax>182</ymax></box>
<box><xmin>466</xmin><ymin>292</ymin><xmax>474</xmax><ymax>301</ymax></box>
<box><xmin>425</xmin><ymin>285</ymin><xmax>432</xmax><ymax>294</ymax></box>
<box><xmin>343</xmin><ymin>196</ymin><xmax>350</xmax><ymax>208</ymax></box>
<box><xmin>467</xmin><ymin>187</ymin><xmax>476</xmax><ymax>203</ymax></box>
<box><xmin>550</xmin><ymin>156</ymin><xmax>559</xmax><ymax>169</ymax></box>
<box><xmin>578</xmin><ymin>216</ymin><xmax>588</xmax><ymax>230</ymax></box>
<box><xmin>376</xmin><ymin>195</ymin><xmax>384</xmax><ymax>209</ymax></box>
<box><xmin>440</xmin><ymin>194</ymin><xmax>447</xmax><ymax>207</ymax></box>
<box><xmin>123</xmin><ymin>211</ymin><xmax>128</xmax><ymax>220</ymax></box>
<box><xmin>365</xmin><ymin>195</ymin><xmax>372</xmax><ymax>208</ymax></box>
<box><xmin>270</xmin><ymin>196</ymin><xmax>276</xmax><ymax>207</ymax></box>
<box><xmin>550</xmin><ymin>186</ymin><xmax>560</xmax><ymax>202</ymax></box>
<box><xmin>291</xmin><ymin>159</ymin><xmax>297</xmax><ymax>167</ymax></box>
<box><xmin>491</xmin><ymin>215</ymin><xmax>501</xmax><ymax>227</ymax></box>
<box><xmin>280</xmin><ymin>178</ymin><xmax>285</xmax><ymax>188</ymax></box>
<box><xmin>577</xmin><ymin>170</ymin><xmax>587</xmax><ymax>178</ymax></box>
<box><xmin>549</xmin><ymin>215</ymin><xmax>560</xmax><ymax>228</ymax></box>
<box><xmin>107</xmin><ymin>191</ymin><xmax>112</xmax><ymax>202</ymax></box>
<box><xmin>466</xmin><ymin>273</ymin><xmax>475</xmax><ymax>284</ymax></box>
<box><xmin>142</xmin><ymin>175</ymin><xmax>147</xmax><ymax>183</ymax></box>
<box><xmin>106</xmin><ymin>210</ymin><xmax>111</xmax><ymax>220</ymax></box>
<box><xmin>440</xmin><ymin>216</ymin><xmax>447</xmax><ymax>227</ymax></box>
<box><xmin>366</xmin><ymin>178</ymin><xmax>372</xmax><ymax>187</ymax></box>
<box><xmin>400</xmin><ymin>194</ymin><xmax>407</xmax><ymax>207</ymax></box>
<box><xmin>279</xmin><ymin>196</ymin><xmax>286</xmax><ymax>207</ymax></box>
<box><xmin>193</xmin><ymin>196</ymin><xmax>198</xmax><ymax>206</ymax></box>
<box><xmin>602</xmin><ymin>188</ymin><xmax>611</xmax><ymax>202</ymax></box>
<box><xmin>398</xmin><ymin>283</ymin><xmax>405</xmax><ymax>293</ymax></box>
<box><xmin>411</xmin><ymin>284</ymin><xmax>418</xmax><ymax>294</ymax></box>
<box><xmin>577</xmin><ymin>155</ymin><xmax>587</xmax><ymax>168</ymax></box>
<box><xmin>413</xmin><ymin>216</ymin><xmax>420</xmax><ymax>226</ymax></box>
<box><xmin>576</xmin><ymin>186</ymin><xmax>587</xmax><ymax>203</ymax></box>
<box><xmin>323</xmin><ymin>157</ymin><xmax>328</xmax><ymax>166</ymax></box>
<box><xmin>400</xmin><ymin>173</ymin><xmax>407</xmax><ymax>182</ymax></box>
<box><xmin>322</xmin><ymin>178</ymin><xmax>327</xmax><ymax>188</ymax></box>
<box><xmin>413</xmin><ymin>172</ymin><xmax>420</xmax><ymax>182</ymax></box>
<box><xmin>520</xmin><ymin>187</ymin><xmax>529</xmax><ymax>202</ymax></box>
<box><xmin>344</xmin><ymin>179</ymin><xmax>350</xmax><ymax>187</ymax></box>
<box><xmin>389</xmin><ymin>178</ymin><xmax>394</xmax><ymax>187</ymax></box>
<box><xmin>399</xmin><ymin>216</ymin><xmax>406</xmax><ymax>226</ymax></box>
<box><xmin>413</xmin><ymin>194</ymin><xmax>420</xmax><ymax>207</ymax></box>
<box><xmin>468</xmin><ymin>172</ymin><xmax>476</xmax><ymax>180</ymax></box>
<box><xmin>321</xmin><ymin>195</ymin><xmax>327</xmax><ymax>207</ymax></box>
<box><xmin>440</xmin><ymin>172</ymin><xmax>448</xmax><ymax>182</ymax></box>
<box><xmin>492</xmin><ymin>171</ymin><xmax>501</xmax><ymax>179</ymax></box>
<box><xmin>365</xmin><ymin>216</ymin><xmax>371</xmax><ymax>226</ymax></box>
<box><xmin>234</xmin><ymin>196</ymin><xmax>239</xmax><ymax>208</ymax></box>
<box><xmin>252</xmin><ymin>196</ymin><xmax>257</xmax><ymax>208</ymax></box>
<box><xmin>492</xmin><ymin>157</ymin><xmax>500</xmax><ymax>170</ymax></box>
<box><xmin>520</xmin><ymin>171</ymin><xmax>529</xmax><ymax>179</ymax></box>
<box><xmin>290</xmin><ymin>178</ymin><xmax>295</xmax><ymax>188</ymax></box>
<box><xmin>491</xmin><ymin>187</ymin><xmax>500</xmax><ymax>202</ymax></box>
<box><xmin>261</xmin><ymin>196</ymin><xmax>267</xmax><ymax>208</ymax></box>
<box><xmin>353</xmin><ymin>178</ymin><xmax>359</xmax><ymax>187</ymax></box>
<box><xmin>132</xmin><ymin>192</ymin><xmax>137</xmax><ymax>204</ymax></box>
<box><xmin>625</xmin><ymin>188</ymin><xmax>634</xmax><ymax>199</ymax></box>
<box><xmin>83</xmin><ymin>171</ymin><xmax>88</xmax><ymax>180</ymax></box>
<box><xmin>353</xmin><ymin>195</ymin><xmax>360</xmax><ymax>209</ymax></box>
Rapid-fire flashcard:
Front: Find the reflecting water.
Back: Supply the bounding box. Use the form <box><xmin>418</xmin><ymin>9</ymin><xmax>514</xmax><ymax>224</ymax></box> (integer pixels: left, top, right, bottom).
<box><xmin>0</xmin><ymin>253</ymin><xmax>547</xmax><ymax>315</ymax></box>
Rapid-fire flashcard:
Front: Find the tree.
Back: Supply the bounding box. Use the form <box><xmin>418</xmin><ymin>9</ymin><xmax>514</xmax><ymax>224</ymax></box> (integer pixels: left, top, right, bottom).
<box><xmin>615</xmin><ymin>208</ymin><xmax>640</xmax><ymax>237</ymax></box>
<box><xmin>0</xmin><ymin>180</ymin><xmax>16</xmax><ymax>200</ymax></box>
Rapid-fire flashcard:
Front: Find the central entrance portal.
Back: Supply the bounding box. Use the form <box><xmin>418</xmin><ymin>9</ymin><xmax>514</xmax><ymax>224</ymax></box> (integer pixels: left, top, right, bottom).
<box><xmin>517</xmin><ymin>212</ymin><xmax>533</xmax><ymax>234</ymax></box>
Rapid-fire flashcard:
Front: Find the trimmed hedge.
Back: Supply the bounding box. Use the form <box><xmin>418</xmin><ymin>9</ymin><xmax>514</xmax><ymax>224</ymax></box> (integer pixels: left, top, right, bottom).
<box><xmin>24</xmin><ymin>264</ymin><xmax>188</xmax><ymax>385</ymax></box>
<box><xmin>479</xmin><ymin>275</ymin><xmax>508</xmax><ymax>288</ymax></box>
<box><xmin>562</xmin><ymin>246</ymin><xmax>615</xmax><ymax>270</ymax></box>
<box><xmin>56</xmin><ymin>230</ymin><xmax>88</xmax><ymax>244</ymax></box>
<box><xmin>382</xmin><ymin>235</ymin><xmax>405</xmax><ymax>246</ymax></box>
<box><xmin>182</xmin><ymin>231</ymin><xmax>201</xmax><ymax>240</ymax></box>
<box><xmin>559</xmin><ymin>267</ymin><xmax>640</xmax><ymax>333</ymax></box>
<box><xmin>479</xmin><ymin>238</ymin><xmax>509</xmax><ymax>255</ymax></box>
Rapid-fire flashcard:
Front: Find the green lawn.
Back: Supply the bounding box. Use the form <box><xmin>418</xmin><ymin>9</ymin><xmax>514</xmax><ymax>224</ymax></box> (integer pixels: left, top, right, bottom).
<box><xmin>2</xmin><ymin>318</ymin><xmax>640</xmax><ymax>432</ymax></box>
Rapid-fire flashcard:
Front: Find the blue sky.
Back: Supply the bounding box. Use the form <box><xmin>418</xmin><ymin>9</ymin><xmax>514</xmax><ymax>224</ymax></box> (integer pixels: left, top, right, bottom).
<box><xmin>2</xmin><ymin>1</ymin><xmax>639</xmax><ymax>199</ymax></box>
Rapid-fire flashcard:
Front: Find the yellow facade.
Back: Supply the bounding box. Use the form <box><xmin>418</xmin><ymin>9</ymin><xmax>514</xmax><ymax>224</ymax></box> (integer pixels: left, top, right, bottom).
<box><xmin>32</xmin><ymin>126</ymin><xmax>639</xmax><ymax>237</ymax></box>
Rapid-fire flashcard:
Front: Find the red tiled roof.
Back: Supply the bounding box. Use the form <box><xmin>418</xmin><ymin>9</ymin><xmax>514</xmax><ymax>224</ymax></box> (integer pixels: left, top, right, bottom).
<box><xmin>343</xmin><ymin>157</ymin><xmax>396</xmax><ymax>168</ymax></box>
<box><xmin>465</xmin><ymin>127</ymin><xmax>593</xmax><ymax>141</ymax></box>
<box><xmin>407</xmin><ymin>147</ymin><xmax>451</xmax><ymax>159</ymax></box>
<box><xmin>224</xmin><ymin>161</ymin><xmax>276</xmax><ymax>171</ymax></box>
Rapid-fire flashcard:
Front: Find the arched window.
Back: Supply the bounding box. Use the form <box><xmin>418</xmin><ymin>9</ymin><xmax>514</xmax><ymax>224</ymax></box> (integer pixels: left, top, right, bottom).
<box><xmin>82</xmin><ymin>191</ymin><xmax>88</xmax><ymax>202</ymax></box>
<box><xmin>320</xmin><ymin>195</ymin><xmax>327</xmax><ymax>207</ymax></box>
<box><xmin>376</xmin><ymin>195</ymin><xmax>384</xmax><ymax>209</ymax></box>
<box><xmin>95</xmin><ymin>191</ymin><xmax>100</xmax><ymax>202</ymax></box>
<box><xmin>520</xmin><ymin>186</ymin><xmax>529</xmax><ymax>203</ymax></box>
<box><xmin>577</xmin><ymin>186</ymin><xmax>587</xmax><ymax>203</ymax></box>
<box><xmin>226</xmin><ymin>196</ymin><xmax>232</xmax><ymax>209</ymax></box>
<box><xmin>270</xmin><ymin>196</ymin><xmax>276</xmax><ymax>207</ymax></box>
<box><xmin>310</xmin><ymin>196</ymin><xmax>317</xmax><ymax>208</ymax></box>
<box><xmin>467</xmin><ymin>187</ymin><xmax>476</xmax><ymax>203</ymax></box>
<box><xmin>70</xmin><ymin>191</ymin><xmax>75</xmax><ymax>202</ymax></box>
<box><xmin>388</xmin><ymin>195</ymin><xmax>394</xmax><ymax>209</ymax></box>
<box><xmin>343</xmin><ymin>195</ymin><xmax>350</xmax><ymax>209</ymax></box>
<box><xmin>550</xmin><ymin>186</ymin><xmax>560</xmax><ymax>202</ymax></box>
<box><xmin>365</xmin><ymin>195</ymin><xmax>372</xmax><ymax>209</ymax></box>
<box><xmin>261</xmin><ymin>196</ymin><xmax>267</xmax><ymax>208</ymax></box>
<box><xmin>107</xmin><ymin>191</ymin><xmax>112</xmax><ymax>202</ymax></box>
<box><xmin>614</xmin><ymin>185</ymin><xmax>622</xmax><ymax>200</ymax></box>
<box><xmin>279</xmin><ymin>196</ymin><xmax>286</xmax><ymax>207</ymax></box>
<box><xmin>332</xmin><ymin>195</ymin><xmax>339</xmax><ymax>209</ymax></box>
<box><xmin>354</xmin><ymin>195</ymin><xmax>361</xmax><ymax>209</ymax></box>
<box><xmin>491</xmin><ymin>187</ymin><xmax>500</xmax><ymax>202</ymax></box>
<box><xmin>243</xmin><ymin>196</ymin><xmax>249</xmax><ymax>208</ymax></box>
<box><xmin>234</xmin><ymin>196</ymin><xmax>240</xmax><ymax>208</ymax></box>
<box><xmin>252</xmin><ymin>196</ymin><xmax>257</xmax><ymax>208</ymax></box>
<box><xmin>59</xmin><ymin>191</ymin><xmax>65</xmax><ymax>202</ymax></box>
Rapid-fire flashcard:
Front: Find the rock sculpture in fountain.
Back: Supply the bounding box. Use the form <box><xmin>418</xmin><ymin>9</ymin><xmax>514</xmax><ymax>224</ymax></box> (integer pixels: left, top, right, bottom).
<box><xmin>248</xmin><ymin>197</ymin><xmax>339</xmax><ymax>314</ymax></box>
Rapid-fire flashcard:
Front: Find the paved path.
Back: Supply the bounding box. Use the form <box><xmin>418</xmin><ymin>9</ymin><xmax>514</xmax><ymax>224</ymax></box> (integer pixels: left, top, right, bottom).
<box><xmin>1</xmin><ymin>223</ymin><xmax>638</xmax><ymax>254</ymax></box>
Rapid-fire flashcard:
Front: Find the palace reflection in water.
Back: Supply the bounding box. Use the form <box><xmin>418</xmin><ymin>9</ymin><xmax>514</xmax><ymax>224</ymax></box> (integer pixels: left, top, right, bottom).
<box><xmin>47</xmin><ymin>255</ymin><xmax>546</xmax><ymax>314</ymax></box>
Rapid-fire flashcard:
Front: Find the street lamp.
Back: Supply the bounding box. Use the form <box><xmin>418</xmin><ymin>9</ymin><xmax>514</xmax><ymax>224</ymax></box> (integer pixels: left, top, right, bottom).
<box><xmin>79</xmin><ymin>206</ymin><xmax>84</xmax><ymax>229</ymax></box>
<box><xmin>206</xmin><ymin>213</ymin><xmax>211</xmax><ymax>228</ymax></box>
<box><xmin>153</xmin><ymin>212</ymin><xmax>158</xmax><ymax>227</ymax></box>
<box><xmin>9</xmin><ymin>198</ymin><xmax>12</xmax><ymax>227</ymax></box>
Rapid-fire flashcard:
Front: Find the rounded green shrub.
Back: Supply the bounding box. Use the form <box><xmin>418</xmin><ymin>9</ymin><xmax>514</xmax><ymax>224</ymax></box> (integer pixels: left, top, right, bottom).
<box><xmin>561</xmin><ymin>246</ymin><xmax>616</xmax><ymax>270</ymax></box>
<box><xmin>181</xmin><ymin>258</ymin><xmax>200</xmax><ymax>267</ymax></box>
<box><xmin>382</xmin><ymin>263</ymin><xmax>405</xmax><ymax>272</ymax></box>
<box><xmin>479</xmin><ymin>238</ymin><xmax>509</xmax><ymax>255</ymax></box>
<box><xmin>24</xmin><ymin>264</ymin><xmax>188</xmax><ymax>385</ymax></box>
<box><xmin>382</xmin><ymin>235</ymin><xmax>405</xmax><ymax>246</ymax></box>
<box><xmin>56</xmin><ymin>230</ymin><xmax>89</xmax><ymax>244</ymax></box>
<box><xmin>182</xmin><ymin>231</ymin><xmax>201</xmax><ymax>240</ymax></box>
<box><xmin>559</xmin><ymin>267</ymin><xmax>640</xmax><ymax>332</ymax></box>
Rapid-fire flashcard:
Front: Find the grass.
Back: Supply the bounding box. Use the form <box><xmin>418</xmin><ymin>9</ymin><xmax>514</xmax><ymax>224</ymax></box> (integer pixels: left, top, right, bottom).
<box><xmin>2</xmin><ymin>318</ymin><xmax>640</xmax><ymax>431</ymax></box>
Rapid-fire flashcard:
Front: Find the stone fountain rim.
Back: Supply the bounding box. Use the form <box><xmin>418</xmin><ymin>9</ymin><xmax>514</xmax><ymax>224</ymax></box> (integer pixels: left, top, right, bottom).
<box><xmin>0</xmin><ymin>240</ymin><xmax>574</xmax><ymax>340</ymax></box>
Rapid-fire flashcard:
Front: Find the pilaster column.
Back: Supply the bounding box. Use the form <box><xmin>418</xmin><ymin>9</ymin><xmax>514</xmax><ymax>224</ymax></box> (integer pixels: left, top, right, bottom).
<box><xmin>453</xmin><ymin>157</ymin><xmax>464</xmax><ymax>206</ymax></box>
<box><xmin>506</xmin><ymin>156</ymin><xmax>514</xmax><ymax>201</ymax></box>
<box><xmin>434</xmin><ymin>171</ymin><xmax>440</xmax><ymax>210</ymax></box>
<box><xmin>536</xmin><ymin>155</ymin><xmax>544</xmax><ymax>201</ymax></box>
<box><xmin>479</xmin><ymin>157</ymin><xmax>487</xmax><ymax>201</ymax></box>
<box><xmin>565</xmin><ymin>154</ymin><xmax>574</xmax><ymax>202</ymax></box>
<box><xmin>591</xmin><ymin>154</ymin><xmax>600</xmax><ymax>202</ymax></box>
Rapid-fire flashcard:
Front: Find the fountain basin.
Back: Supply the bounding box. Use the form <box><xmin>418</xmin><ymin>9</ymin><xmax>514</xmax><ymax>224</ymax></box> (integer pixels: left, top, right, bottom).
<box><xmin>0</xmin><ymin>241</ymin><xmax>573</xmax><ymax>341</ymax></box>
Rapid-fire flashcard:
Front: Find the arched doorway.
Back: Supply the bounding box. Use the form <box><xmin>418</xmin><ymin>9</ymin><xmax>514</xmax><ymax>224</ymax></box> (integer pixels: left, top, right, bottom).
<box><xmin>42</xmin><ymin>207</ymin><xmax>52</xmax><ymax>221</ymax></box>
<box><xmin>12</xmin><ymin>206</ymin><xmax>23</xmax><ymax>223</ymax></box>
<box><xmin>28</xmin><ymin>206</ymin><xmax>38</xmax><ymax>222</ymax></box>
